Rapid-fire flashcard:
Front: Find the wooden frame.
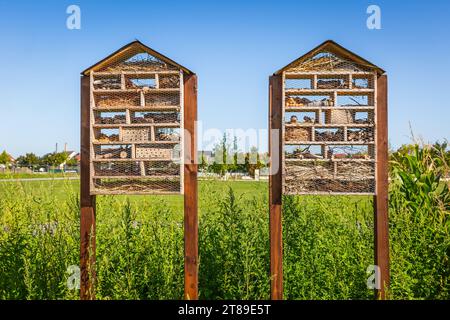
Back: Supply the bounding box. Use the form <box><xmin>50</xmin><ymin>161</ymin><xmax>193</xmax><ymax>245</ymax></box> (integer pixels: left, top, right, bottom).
<box><xmin>80</xmin><ymin>41</ymin><xmax>198</xmax><ymax>300</ymax></box>
<box><xmin>269</xmin><ymin>41</ymin><xmax>389</xmax><ymax>299</ymax></box>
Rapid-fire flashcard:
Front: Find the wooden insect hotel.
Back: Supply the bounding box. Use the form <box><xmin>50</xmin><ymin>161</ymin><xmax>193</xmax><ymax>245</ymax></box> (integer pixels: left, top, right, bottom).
<box><xmin>80</xmin><ymin>41</ymin><xmax>198</xmax><ymax>300</ymax></box>
<box><xmin>269</xmin><ymin>40</ymin><xmax>389</xmax><ymax>299</ymax></box>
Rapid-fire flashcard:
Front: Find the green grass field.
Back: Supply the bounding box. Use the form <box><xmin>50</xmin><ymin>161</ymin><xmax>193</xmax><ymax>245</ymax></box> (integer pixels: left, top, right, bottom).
<box><xmin>0</xmin><ymin>144</ymin><xmax>449</xmax><ymax>299</ymax></box>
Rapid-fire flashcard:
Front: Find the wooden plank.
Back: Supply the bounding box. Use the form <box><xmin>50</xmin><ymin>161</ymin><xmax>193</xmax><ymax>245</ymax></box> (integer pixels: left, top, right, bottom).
<box><xmin>285</xmin><ymin>106</ymin><xmax>375</xmax><ymax>112</ymax></box>
<box><xmin>93</xmin><ymin>88</ymin><xmax>180</xmax><ymax>94</ymax></box>
<box><xmin>285</xmin><ymin>88</ymin><xmax>374</xmax><ymax>95</ymax></box>
<box><xmin>92</xmin><ymin>140</ymin><xmax>179</xmax><ymax>145</ymax></box>
<box><xmin>183</xmin><ymin>73</ymin><xmax>198</xmax><ymax>300</ymax></box>
<box><xmin>374</xmin><ymin>74</ymin><xmax>390</xmax><ymax>299</ymax></box>
<box><xmin>92</xmin><ymin>175</ymin><xmax>179</xmax><ymax>180</ymax></box>
<box><xmin>92</xmin><ymin>158</ymin><xmax>177</xmax><ymax>162</ymax></box>
<box><xmin>93</xmin><ymin>123</ymin><xmax>181</xmax><ymax>129</ymax></box>
<box><xmin>269</xmin><ymin>75</ymin><xmax>283</xmax><ymax>300</ymax></box>
<box><xmin>92</xmin><ymin>70</ymin><xmax>180</xmax><ymax>76</ymax></box>
<box><xmin>285</xmin><ymin>123</ymin><xmax>373</xmax><ymax>128</ymax></box>
<box><xmin>93</xmin><ymin>106</ymin><xmax>181</xmax><ymax>112</ymax></box>
<box><xmin>284</xmin><ymin>141</ymin><xmax>374</xmax><ymax>146</ymax></box>
<box><xmin>80</xmin><ymin>75</ymin><xmax>96</xmax><ymax>300</ymax></box>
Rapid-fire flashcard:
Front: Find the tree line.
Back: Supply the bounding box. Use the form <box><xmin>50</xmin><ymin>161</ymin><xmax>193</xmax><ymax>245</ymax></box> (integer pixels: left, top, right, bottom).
<box><xmin>199</xmin><ymin>134</ymin><xmax>267</xmax><ymax>177</ymax></box>
<box><xmin>0</xmin><ymin>151</ymin><xmax>77</xmax><ymax>168</ymax></box>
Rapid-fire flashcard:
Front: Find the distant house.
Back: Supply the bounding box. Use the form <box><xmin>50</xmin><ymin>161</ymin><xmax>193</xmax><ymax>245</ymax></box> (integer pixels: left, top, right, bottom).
<box><xmin>7</xmin><ymin>153</ymin><xmax>15</xmax><ymax>164</ymax></box>
<box><xmin>67</xmin><ymin>151</ymin><xmax>78</xmax><ymax>160</ymax></box>
<box><xmin>59</xmin><ymin>151</ymin><xmax>79</xmax><ymax>169</ymax></box>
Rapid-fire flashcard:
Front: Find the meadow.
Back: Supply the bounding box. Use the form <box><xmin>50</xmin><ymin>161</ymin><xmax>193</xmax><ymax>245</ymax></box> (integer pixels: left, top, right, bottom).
<box><xmin>0</xmin><ymin>144</ymin><xmax>449</xmax><ymax>300</ymax></box>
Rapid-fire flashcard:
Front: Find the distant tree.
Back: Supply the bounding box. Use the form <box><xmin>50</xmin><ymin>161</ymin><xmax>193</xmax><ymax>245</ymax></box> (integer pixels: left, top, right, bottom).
<box><xmin>41</xmin><ymin>152</ymin><xmax>69</xmax><ymax>167</ymax></box>
<box><xmin>199</xmin><ymin>151</ymin><xmax>208</xmax><ymax>172</ymax></box>
<box><xmin>0</xmin><ymin>151</ymin><xmax>10</xmax><ymax>165</ymax></box>
<box><xmin>210</xmin><ymin>133</ymin><xmax>230</xmax><ymax>176</ymax></box>
<box><xmin>65</xmin><ymin>157</ymin><xmax>78</xmax><ymax>167</ymax></box>
<box><xmin>16</xmin><ymin>153</ymin><xmax>39</xmax><ymax>167</ymax></box>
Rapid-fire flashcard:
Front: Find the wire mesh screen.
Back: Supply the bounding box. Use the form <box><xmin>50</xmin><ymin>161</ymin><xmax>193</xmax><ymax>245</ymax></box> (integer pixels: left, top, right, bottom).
<box><xmin>282</xmin><ymin>51</ymin><xmax>377</xmax><ymax>195</ymax></box>
<box><xmin>89</xmin><ymin>51</ymin><xmax>183</xmax><ymax>195</ymax></box>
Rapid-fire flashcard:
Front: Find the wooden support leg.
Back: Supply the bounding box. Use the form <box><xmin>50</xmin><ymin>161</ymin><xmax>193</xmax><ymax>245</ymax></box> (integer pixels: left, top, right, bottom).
<box><xmin>269</xmin><ymin>75</ymin><xmax>283</xmax><ymax>300</ymax></box>
<box><xmin>375</xmin><ymin>74</ymin><xmax>390</xmax><ymax>299</ymax></box>
<box><xmin>183</xmin><ymin>74</ymin><xmax>198</xmax><ymax>300</ymax></box>
<box><xmin>80</xmin><ymin>75</ymin><xmax>96</xmax><ymax>300</ymax></box>
<box><xmin>80</xmin><ymin>198</ymin><xmax>96</xmax><ymax>300</ymax></box>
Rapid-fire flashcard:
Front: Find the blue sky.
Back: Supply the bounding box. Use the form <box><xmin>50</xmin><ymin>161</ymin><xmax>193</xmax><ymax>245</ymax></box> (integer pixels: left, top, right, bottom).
<box><xmin>0</xmin><ymin>0</ymin><xmax>449</xmax><ymax>157</ymax></box>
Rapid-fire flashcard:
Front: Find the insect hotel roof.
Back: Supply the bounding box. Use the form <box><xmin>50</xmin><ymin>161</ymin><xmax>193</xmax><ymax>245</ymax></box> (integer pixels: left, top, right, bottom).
<box><xmin>82</xmin><ymin>40</ymin><xmax>194</xmax><ymax>195</ymax></box>
<box><xmin>276</xmin><ymin>40</ymin><xmax>385</xmax><ymax>195</ymax></box>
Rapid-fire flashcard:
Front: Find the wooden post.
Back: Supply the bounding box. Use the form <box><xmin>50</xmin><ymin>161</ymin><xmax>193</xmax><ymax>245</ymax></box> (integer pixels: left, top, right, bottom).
<box><xmin>375</xmin><ymin>74</ymin><xmax>390</xmax><ymax>299</ymax></box>
<box><xmin>269</xmin><ymin>75</ymin><xmax>283</xmax><ymax>300</ymax></box>
<box><xmin>183</xmin><ymin>74</ymin><xmax>198</xmax><ymax>300</ymax></box>
<box><xmin>80</xmin><ymin>76</ymin><xmax>96</xmax><ymax>300</ymax></box>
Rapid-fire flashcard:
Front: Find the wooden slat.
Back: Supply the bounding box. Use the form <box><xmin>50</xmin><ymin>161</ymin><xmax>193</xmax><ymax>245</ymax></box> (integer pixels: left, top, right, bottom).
<box><xmin>92</xmin><ymin>158</ymin><xmax>177</xmax><ymax>162</ymax></box>
<box><xmin>285</xmin><ymin>88</ymin><xmax>374</xmax><ymax>94</ymax></box>
<box><xmin>92</xmin><ymin>140</ymin><xmax>180</xmax><ymax>145</ymax></box>
<box><xmin>375</xmin><ymin>74</ymin><xmax>390</xmax><ymax>299</ymax></box>
<box><xmin>92</xmin><ymin>175</ymin><xmax>180</xmax><ymax>180</ymax></box>
<box><xmin>93</xmin><ymin>70</ymin><xmax>180</xmax><ymax>76</ymax></box>
<box><xmin>285</xmin><ymin>123</ymin><xmax>373</xmax><ymax>128</ymax></box>
<box><xmin>183</xmin><ymin>74</ymin><xmax>198</xmax><ymax>300</ymax></box>
<box><xmin>284</xmin><ymin>141</ymin><xmax>374</xmax><ymax>145</ymax></box>
<box><xmin>269</xmin><ymin>75</ymin><xmax>283</xmax><ymax>300</ymax></box>
<box><xmin>80</xmin><ymin>75</ymin><xmax>96</xmax><ymax>300</ymax></box>
<box><xmin>93</xmin><ymin>106</ymin><xmax>181</xmax><ymax>112</ymax></box>
<box><xmin>93</xmin><ymin>88</ymin><xmax>180</xmax><ymax>94</ymax></box>
<box><xmin>90</xmin><ymin>190</ymin><xmax>181</xmax><ymax>196</ymax></box>
<box><xmin>93</xmin><ymin>123</ymin><xmax>180</xmax><ymax>128</ymax></box>
<box><xmin>285</xmin><ymin>106</ymin><xmax>375</xmax><ymax>112</ymax></box>
<box><xmin>285</xmin><ymin>158</ymin><xmax>375</xmax><ymax>163</ymax></box>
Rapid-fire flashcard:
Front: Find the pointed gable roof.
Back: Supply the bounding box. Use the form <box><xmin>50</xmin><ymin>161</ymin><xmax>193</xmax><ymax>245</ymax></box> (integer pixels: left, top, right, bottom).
<box><xmin>81</xmin><ymin>40</ymin><xmax>194</xmax><ymax>75</ymax></box>
<box><xmin>274</xmin><ymin>40</ymin><xmax>385</xmax><ymax>76</ymax></box>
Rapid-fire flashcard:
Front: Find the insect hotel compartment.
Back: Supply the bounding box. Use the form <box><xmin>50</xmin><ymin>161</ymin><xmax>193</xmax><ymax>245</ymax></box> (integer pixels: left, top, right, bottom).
<box><xmin>143</xmin><ymin>161</ymin><xmax>180</xmax><ymax>176</ymax></box>
<box><xmin>336</xmin><ymin>94</ymin><xmax>371</xmax><ymax>107</ymax></box>
<box><xmin>125</xmin><ymin>75</ymin><xmax>156</xmax><ymax>90</ymax></box>
<box><xmin>285</xmin><ymin>76</ymin><xmax>313</xmax><ymax>90</ymax></box>
<box><xmin>95</xmin><ymin>145</ymin><xmax>132</xmax><ymax>160</ymax></box>
<box><xmin>155</xmin><ymin>128</ymin><xmax>180</xmax><ymax>142</ymax></box>
<box><xmin>285</xmin><ymin>112</ymin><xmax>317</xmax><ymax>124</ymax></box>
<box><xmin>285</xmin><ymin>127</ymin><xmax>311</xmax><ymax>142</ymax></box>
<box><xmin>95</xmin><ymin>128</ymin><xmax>120</xmax><ymax>142</ymax></box>
<box><xmin>145</xmin><ymin>92</ymin><xmax>180</xmax><ymax>107</ymax></box>
<box><xmin>159</xmin><ymin>74</ymin><xmax>180</xmax><ymax>89</ymax></box>
<box><xmin>121</xmin><ymin>127</ymin><xmax>151</xmax><ymax>142</ymax></box>
<box><xmin>95</xmin><ymin>92</ymin><xmax>141</xmax><ymax>108</ymax></box>
<box><xmin>135</xmin><ymin>143</ymin><xmax>179</xmax><ymax>160</ymax></box>
<box><xmin>131</xmin><ymin>111</ymin><xmax>180</xmax><ymax>124</ymax></box>
<box><xmin>93</xmin><ymin>74</ymin><xmax>122</xmax><ymax>90</ymax></box>
<box><xmin>94</xmin><ymin>161</ymin><xmax>141</xmax><ymax>177</ymax></box>
<box><xmin>286</xmin><ymin>94</ymin><xmax>332</xmax><ymax>107</ymax></box>
<box><xmin>316</xmin><ymin>75</ymin><xmax>349</xmax><ymax>89</ymax></box>
<box><xmin>314</xmin><ymin>128</ymin><xmax>344</xmax><ymax>142</ymax></box>
<box><xmin>352</xmin><ymin>75</ymin><xmax>374</xmax><ymax>89</ymax></box>
<box><xmin>95</xmin><ymin>111</ymin><xmax>126</xmax><ymax>124</ymax></box>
